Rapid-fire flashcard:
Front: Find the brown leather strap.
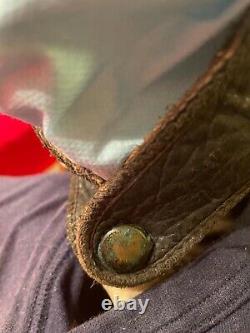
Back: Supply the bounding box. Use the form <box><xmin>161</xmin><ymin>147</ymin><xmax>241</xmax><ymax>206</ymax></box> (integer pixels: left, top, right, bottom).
<box><xmin>72</xmin><ymin>10</ymin><xmax>250</xmax><ymax>287</ymax></box>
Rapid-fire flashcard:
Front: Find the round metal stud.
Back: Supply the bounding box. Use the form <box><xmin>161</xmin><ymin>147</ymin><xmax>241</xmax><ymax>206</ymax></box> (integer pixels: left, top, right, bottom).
<box><xmin>97</xmin><ymin>224</ymin><xmax>153</xmax><ymax>274</ymax></box>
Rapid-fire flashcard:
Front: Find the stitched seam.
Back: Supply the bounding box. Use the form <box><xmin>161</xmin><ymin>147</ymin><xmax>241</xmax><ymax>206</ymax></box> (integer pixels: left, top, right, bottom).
<box><xmin>119</xmin><ymin>261</ymin><xmax>248</xmax><ymax>333</ymax></box>
<box><xmin>35</xmin><ymin>248</ymin><xmax>72</xmax><ymax>333</ymax></box>
<box><xmin>157</xmin><ymin>287</ymin><xmax>250</xmax><ymax>333</ymax></box>
<box><xmin>200</xmin><ymin>295</ymin><xmax>250</xmax><ymax>333</ymax></box>
<box><xmin>26</xmin><ymin>238</ymin><xmax>68</xmax><ymax>333</ymax></box>
<box><xmin>182</xmin><ymin>287</ymin><xmax>250</xmax><ymax>333</ymax></box>
<box><xmin>2</xmin><ymin>210</ymin><xmax>67</xmax><ymax>333</ymax></box>
<box><xmin>155</xmin><ymin>264</ymin><xmax>250</xmax><ymax>332</ymax></box>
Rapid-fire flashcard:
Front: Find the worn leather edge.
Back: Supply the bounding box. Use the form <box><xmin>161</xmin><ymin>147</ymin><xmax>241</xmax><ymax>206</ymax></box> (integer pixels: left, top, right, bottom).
<box><xmin>67</xmin><ymin>174</ymin><xmax>97</xmax><ymax>256</ymax></box>
<box><xmin>34</xmin><ymin>127</ymin><xmax>105</xmax><ymax>187</ymax></box>
<box><xmin>78</xmin><ymin>180</ymin><xmax>250</xmax><ymax>287</ymax></box>
<box><xmin>75</xmin><ymin>11</ymin><xmax>250</xmax><ymax>287</ymax></box>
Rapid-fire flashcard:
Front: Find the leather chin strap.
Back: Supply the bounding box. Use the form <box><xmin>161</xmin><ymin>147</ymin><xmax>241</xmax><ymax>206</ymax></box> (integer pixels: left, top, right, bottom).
<box><xmin>37</xmin><ymin>9</ymin><xmax>250</xmax><ymax>287</ymax></box>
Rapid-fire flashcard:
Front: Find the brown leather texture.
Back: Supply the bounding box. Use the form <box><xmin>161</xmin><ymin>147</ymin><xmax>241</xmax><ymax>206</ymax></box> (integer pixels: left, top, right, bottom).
<box><xmin>69</xmin><ymin>11</ymin><xmax>250</xmax><ymax>287</ymax></box>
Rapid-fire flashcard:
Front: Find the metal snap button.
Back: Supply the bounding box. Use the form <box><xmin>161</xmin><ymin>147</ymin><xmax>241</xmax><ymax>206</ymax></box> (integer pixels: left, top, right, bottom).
<box><xmin>97</xmin><ymin>225</ymin><xmax>153</xmax><ymax>274</ymax></box>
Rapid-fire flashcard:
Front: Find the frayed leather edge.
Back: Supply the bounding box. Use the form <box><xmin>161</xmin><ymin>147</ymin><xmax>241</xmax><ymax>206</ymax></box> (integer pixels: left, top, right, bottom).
<box><xmin>34</xmin><ymin>126</ymin><xmax>105</xmax><ymax>187</ymax></box>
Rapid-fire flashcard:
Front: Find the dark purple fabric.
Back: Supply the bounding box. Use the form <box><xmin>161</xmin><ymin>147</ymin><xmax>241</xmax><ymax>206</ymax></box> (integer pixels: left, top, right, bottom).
<box><xmin>0</xmin><ymin>173</ymin><xmax>249</xmax><ymax>333</ymax></box>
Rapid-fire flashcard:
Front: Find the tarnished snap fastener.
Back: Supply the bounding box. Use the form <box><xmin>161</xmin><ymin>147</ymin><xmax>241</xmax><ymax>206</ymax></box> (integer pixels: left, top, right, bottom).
<box><xmin>97</xmin><ymin>225</ymin><xmax>153</xmax><ymax>274</ymax></box>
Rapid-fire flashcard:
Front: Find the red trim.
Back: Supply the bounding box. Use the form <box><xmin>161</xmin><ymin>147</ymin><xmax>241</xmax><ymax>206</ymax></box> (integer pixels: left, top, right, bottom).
<box><xmin>0</xmin><ymin>115</ymin><xmax>55</xmax><ymax>175</ymax></box>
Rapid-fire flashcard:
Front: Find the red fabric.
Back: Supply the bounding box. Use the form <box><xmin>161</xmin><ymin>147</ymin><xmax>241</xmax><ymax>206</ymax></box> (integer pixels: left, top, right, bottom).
<box><xmin>0</xmin><ymin>114</ymin><xmax>55</xmax><ymax>175</ymax></box>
